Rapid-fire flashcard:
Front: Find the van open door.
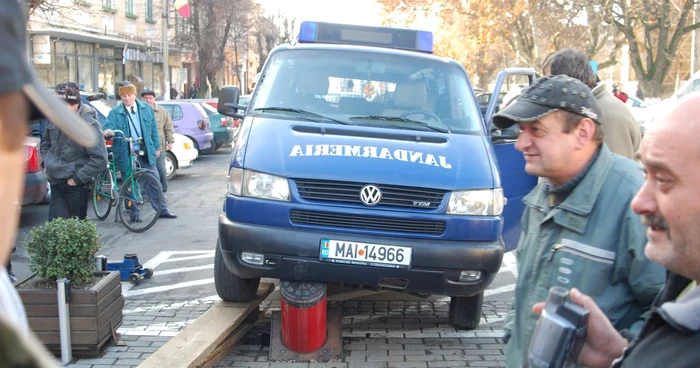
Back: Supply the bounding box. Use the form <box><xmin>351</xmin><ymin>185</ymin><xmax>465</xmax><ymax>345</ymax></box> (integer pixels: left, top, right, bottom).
<box><xmin>484</xmin><ymin>68</ymin><xmax>538</xmax><ymax>252</ymax></box>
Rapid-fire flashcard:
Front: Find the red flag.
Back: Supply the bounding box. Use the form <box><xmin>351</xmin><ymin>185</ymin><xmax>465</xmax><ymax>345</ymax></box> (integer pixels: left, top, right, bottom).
<box><xmin>173</xmin><ymin>0</ymin><xmax>190</xmax><ymax>18</ymax></box>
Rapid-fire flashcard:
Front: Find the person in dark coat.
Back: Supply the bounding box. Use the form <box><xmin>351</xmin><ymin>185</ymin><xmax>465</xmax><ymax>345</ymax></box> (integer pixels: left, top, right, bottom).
<box><xmin>41</xmin><ymin>82</ymin><xmax>108</xmax><ymax>220</ymax></box>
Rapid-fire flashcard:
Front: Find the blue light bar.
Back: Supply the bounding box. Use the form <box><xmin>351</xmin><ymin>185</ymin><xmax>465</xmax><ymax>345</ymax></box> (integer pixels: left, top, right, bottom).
<box><xmin>297</xmin><ymin>21</ymin><xmax>434</xmax><ymax>54</ymax></box>
<box><xmin>299</xmin><ymin>21</ymin><xmax>318</xmax><ymax>43</ymax></box>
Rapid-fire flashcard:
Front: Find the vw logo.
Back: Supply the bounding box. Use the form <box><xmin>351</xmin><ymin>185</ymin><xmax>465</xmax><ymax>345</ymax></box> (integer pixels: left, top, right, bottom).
<box><xmin>360</xmin><ymin>185</ymin><xmax>382</xmax><ymax>206</ymax></box>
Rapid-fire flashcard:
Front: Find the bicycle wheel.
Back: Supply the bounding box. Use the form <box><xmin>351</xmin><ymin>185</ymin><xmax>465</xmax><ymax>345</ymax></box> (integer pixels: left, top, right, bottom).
<box><xmin>118</xmin><ymin>171</ymin><xmax>164</xmax><ymax>233</ymax></box>
<box><xmin>92</xmin><ymin>169</ymin><xmax>115</xmax><ymax>220</ymax></box>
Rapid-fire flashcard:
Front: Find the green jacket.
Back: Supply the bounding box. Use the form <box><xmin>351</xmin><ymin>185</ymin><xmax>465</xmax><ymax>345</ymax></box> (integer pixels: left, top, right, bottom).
<box><xmin>103</xmin><ymin>100</ymin><xmax>160</xmax><ymax>173</ymax></box>
<box><xmin>504</xmin><ymin>144</ymin><xmax>666</xmax><ymax>368</ymax></box>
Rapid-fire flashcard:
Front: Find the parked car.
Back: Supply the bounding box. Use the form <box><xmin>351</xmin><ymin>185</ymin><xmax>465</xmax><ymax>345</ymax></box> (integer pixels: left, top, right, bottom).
<box><xmin>165</xmin><ymin>133</ymin><xmax>199</xmax><ymax>180</ymax></box>
<box><xmin>159</xmin><ymin>101</ymin><xmax>215</xmax><ymax>154</ymax></box>
<box><xmin>23</xmin><ymin>136</ymin><xmax>49</xmax><ymax>206</ymax></box>
<box><xmin>189</xmin><ymin>99</ymin><xmax>235</xmax><ymax>150</ymax></box>
<box><xmin>625</xmin><ymin>95</ymin><xmax>650</xmax><ymax>135</ymax></box>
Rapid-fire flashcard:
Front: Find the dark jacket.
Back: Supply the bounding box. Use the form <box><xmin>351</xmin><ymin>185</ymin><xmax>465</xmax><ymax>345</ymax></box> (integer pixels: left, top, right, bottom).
<box><xmin>615</xmin><ymin>273</ymin><xmax>700</xmax><ymax>368</ymax></box>
<box><xmin>102</xmin><ymin>100</ymin><xmax>160</xmax><ymax>172</ymax></box>
<box><xmin>40</xmin><ymin>104</ymin><xmax>108</xmax><ymax>184</ymax></box>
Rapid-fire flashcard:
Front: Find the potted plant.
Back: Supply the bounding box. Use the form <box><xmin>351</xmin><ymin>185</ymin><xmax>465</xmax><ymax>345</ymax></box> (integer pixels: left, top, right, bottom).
<box><xmin>15</xmin><ymin>218</ymin><xmax>124</xmax><ymax>356</ymax></box>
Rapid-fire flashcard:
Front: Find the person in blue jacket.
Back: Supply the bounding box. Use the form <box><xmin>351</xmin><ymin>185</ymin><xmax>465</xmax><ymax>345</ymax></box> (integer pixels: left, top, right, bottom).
<box><xmin>102</xmin><ymin>83</ymin><xmax>177</xmax><ymax>221</ymax></box>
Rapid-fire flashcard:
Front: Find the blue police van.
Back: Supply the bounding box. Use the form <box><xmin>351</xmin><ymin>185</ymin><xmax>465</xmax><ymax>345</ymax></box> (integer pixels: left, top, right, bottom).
<box><xmin>215</xmin><ymin>21</ymin><xmax>537</xmax><ymax>328</ymax></box>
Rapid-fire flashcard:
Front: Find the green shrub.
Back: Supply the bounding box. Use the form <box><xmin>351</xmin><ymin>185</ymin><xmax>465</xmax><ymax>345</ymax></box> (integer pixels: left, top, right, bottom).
<box><xmin>23</xmin><ymin>218</ymin><xmax>102</xmax><ymax>284</ymax></box>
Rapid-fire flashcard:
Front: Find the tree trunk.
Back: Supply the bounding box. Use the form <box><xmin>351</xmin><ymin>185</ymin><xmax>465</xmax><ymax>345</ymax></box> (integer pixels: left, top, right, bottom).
<box><xmin>207</xmin><ymin>71</ymin><xmax>219</xmax><ymax>97</ymax></box>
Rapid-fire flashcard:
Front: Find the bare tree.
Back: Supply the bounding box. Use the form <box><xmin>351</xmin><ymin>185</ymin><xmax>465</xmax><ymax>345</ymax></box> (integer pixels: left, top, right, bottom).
<box><xmin>604</xmin><ymin>0</ymin><xmax>700</xmax><ymax>97</ymax></box>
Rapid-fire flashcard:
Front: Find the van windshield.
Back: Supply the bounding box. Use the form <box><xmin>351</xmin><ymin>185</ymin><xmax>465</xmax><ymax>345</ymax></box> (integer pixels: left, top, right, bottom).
<box><xmin>252</xmin><ymin>49</ymin><xmax>484</xmax><ymax>135</ymax></box>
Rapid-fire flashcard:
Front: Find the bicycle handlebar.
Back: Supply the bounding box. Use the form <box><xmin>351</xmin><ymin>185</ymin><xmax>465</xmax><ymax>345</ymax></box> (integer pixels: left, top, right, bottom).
<box><xmin>107</xmin><ymin>129</ymin><xmax>142</xmax><ymax>142</ymax></box>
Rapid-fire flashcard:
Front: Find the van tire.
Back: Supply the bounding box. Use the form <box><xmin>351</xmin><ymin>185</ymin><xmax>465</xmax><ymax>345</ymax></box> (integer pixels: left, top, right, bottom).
<box><xmin>449</xmin><ymin>292</ymin><xmax>483</xmax><ymax>329</ymax></box>
<box><xmin>214</xmin><ymin>241</ymin><xmax>260</xmax><ymax>302</ymax></box>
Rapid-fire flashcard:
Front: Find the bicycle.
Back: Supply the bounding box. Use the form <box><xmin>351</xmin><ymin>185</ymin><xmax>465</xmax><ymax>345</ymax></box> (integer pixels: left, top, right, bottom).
<box><xmin>92</xmin><ymin>129</ymin><xmax>164</xmax><ymax>233</ymax></box>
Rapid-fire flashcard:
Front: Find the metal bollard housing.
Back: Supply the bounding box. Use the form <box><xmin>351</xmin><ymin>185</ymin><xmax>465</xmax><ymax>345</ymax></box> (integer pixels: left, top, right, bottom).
<box><xmin>280</xmin><ymin>280</ymin><xmax>327</xmax><ymax>353</ymax></box>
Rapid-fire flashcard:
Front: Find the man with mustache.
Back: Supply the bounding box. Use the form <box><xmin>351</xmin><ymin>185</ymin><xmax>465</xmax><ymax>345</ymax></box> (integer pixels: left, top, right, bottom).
<box><xmin>547</xmin><ymin>94</ymin><xmax>700</xmax><ymax>368</ymax></box>
<box><xmin>491</xmin><ymin>75</ymin><xmax>666</xmax><ymax>368</ymax></box>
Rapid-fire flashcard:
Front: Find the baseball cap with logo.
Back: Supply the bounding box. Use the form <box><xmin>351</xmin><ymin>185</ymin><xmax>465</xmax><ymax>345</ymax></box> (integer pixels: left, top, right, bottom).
<box><xmin>492</xmin><ymin>74</ymin><xmax>603</xmax><ymax>130</ymax></box>
<box><xmin>1</xmin><ymin>1</ymin><xmax>97</xmax><ymax>147</ymax></box>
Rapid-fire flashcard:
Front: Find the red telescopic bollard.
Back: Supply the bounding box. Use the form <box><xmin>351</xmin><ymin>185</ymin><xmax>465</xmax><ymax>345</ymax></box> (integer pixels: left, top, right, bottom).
<box><xmin>280</xmin><ymin>281</ymin><xmax>327</xmax><ymax>353</ymax></box>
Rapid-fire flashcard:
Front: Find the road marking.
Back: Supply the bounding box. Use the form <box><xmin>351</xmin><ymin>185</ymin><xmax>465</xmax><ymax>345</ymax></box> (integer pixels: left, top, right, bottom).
<box><xmin>154</xmin><ymin>264</ymin><xmax>214</xmax><ymax>276</ymax></box>
<box><xmin>485</xmin><ymin>284</ymin><xmax>516</xmax><ymax>297</ymax></box>
<box><xmin>160</xmin><ymin>253</ymin><xmax>215</xmax><ymax>263</ymax></box>
<box><xmin>124</xmin><ymin>278</ymin><xmax>214</xmax><ymax>297</ymax></box>
<box><xmin>502</xmin><ymin>252</ymin><xmax>518</xmax><ymax>278</ymax></box>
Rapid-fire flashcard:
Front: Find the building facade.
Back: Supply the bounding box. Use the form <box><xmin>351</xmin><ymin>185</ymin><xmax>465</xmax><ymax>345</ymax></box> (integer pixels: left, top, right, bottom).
<box><xmin>27</xmin><ymin>0</ymin><xmax>195</xmax><ymax>101</ymax></box>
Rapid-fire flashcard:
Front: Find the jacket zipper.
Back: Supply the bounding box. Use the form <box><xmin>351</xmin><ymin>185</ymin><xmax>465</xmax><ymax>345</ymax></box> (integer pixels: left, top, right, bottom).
<box><xmin>548</xmin><ymin>243</ymin><xmax>614</xmax><ymax>264</ymax></box>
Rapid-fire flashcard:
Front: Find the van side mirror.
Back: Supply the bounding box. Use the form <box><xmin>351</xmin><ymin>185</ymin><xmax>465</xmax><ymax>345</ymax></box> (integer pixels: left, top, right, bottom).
<box><xmin>217</xmin><ymin>86</ymin><xmax>245</xmax><ymax>119</ymax></box>
<box><xmin>490</xmin><ymin>127</ymin><xmax>520</xmax><ymax>141</ymax></box>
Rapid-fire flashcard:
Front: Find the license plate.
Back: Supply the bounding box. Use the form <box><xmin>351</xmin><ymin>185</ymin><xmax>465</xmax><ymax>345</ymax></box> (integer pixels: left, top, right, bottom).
<box><xmin>319</xmin><ymin>238</ymin><xmax>412</xmax><ymax>269</ymax></box>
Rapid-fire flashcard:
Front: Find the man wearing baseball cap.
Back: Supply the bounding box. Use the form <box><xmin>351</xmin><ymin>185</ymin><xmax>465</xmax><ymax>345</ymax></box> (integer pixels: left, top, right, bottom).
<box><xmin>497</xmin><ymin>75</ymin><xmax>665</xmax><ymax>368</ymax></box>
<box><xmin>41</xmin><ymin>82</ymin><xmax>108</xmax><ymax>221</ymax></box>
<box><xmin>0</xmin><ymin>1</ymin><xmax>98</xmax><ymax>365</ymax></box>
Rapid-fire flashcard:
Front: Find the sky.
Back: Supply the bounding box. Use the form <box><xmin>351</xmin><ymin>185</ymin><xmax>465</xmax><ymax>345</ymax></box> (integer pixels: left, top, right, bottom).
<box><xmin>256</xmin><ymin>0</ymin><xmax>385</xmax><ymax>27</ymax></box>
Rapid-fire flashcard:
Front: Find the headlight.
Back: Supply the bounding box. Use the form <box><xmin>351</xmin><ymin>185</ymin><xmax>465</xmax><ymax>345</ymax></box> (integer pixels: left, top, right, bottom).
<box><xmin>227</xmin><ymin>168</ymin><xmax>290</xmax><ymax>201</ymax></box>
<box><xmin>447</xmin><ymin>188</ymin><xmax>504</xmax><ymax>216</ymax></box>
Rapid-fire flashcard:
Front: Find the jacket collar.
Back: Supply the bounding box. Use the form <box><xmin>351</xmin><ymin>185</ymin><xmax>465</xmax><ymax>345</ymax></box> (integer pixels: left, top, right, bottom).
<box><xmin>658</xmin><ymin>279</ymin><xmax>700</xmax><ymax>332</ymax></box>
<box><xmin>523</xmin><ymin>144</ymin><xmax>614</xmax><ymax>233</ymax></box>
<box><xmin>118</xmin><ymin>100</ymin><xmax>148</xmax><ymax>115</ymax></box>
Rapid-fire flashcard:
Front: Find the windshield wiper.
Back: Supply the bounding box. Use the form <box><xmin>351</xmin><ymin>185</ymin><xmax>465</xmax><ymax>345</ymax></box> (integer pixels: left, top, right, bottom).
<box><xmin>254</xmin><ymin>107</ymin><xmax>351</xmax><ymax>125</ymax></box>
<box><xmin>349</xmin><ymin>115</ymin><xmax>450</xmax><ymax>133</ymax></box>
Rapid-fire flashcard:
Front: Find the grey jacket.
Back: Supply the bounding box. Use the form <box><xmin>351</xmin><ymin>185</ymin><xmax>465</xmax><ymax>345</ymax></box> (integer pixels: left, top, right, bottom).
<box><xmin>503</xmin><ymin>145</ymin><xmax>666</xmax><ymax>368</ymax></box>
<box><xmin>40</xmin><ymin>104</ymin><xmax>108</xmax><ymax>184</ymax></box>
<box><xmin>592</xmin><ymin>83</ymin><xmax>642</xmax><ymax>159</ymax></box>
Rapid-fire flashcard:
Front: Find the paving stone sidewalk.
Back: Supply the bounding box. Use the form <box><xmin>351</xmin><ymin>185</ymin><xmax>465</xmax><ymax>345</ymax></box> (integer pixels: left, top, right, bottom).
<box><xmin>69</xmin><ymin>297</ymin><xmax>510</xmax><ymax>368</ymax></box>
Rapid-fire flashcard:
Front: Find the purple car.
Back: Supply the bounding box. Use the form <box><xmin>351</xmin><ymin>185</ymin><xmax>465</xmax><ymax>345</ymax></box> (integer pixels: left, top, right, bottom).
<box><xmin>160</xmin><ymin>101</ymin><xmax>214</xmax><ymax>153</ymax></box>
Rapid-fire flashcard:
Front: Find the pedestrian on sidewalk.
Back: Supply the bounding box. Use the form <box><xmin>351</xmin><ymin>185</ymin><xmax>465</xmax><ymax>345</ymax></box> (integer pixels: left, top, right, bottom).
<box><xmin>102</xmin><ymin>83</ymin><xmax>177</xmax><ymax>221</ymax></box>
<box><xmin>539</xmin><ymin>93</ymin><xmax>700</xmax><ymax>368</ymax></box>
<box><xmin>41</xmin><ymin>82</ymin><xmax>108</xmax><ymax>221</ymax></box>
<box><xmin>141</xmin><ymin>89</ymin><xmax>175</xmax><ymax>195</ymax></box>
<box><xmin>543</xmin><ymin>48</ymin><xmax>641</xmax><ymax>160</ymax></box>
<box><xmin>492</xmin><ymin>75</ymin><xmax>665</xmax><ymax>368</ymax></box>
<box><xmin>0</xmin><ymin>1</ymin><xmax>100</xmax><ymax>365</ymax></box>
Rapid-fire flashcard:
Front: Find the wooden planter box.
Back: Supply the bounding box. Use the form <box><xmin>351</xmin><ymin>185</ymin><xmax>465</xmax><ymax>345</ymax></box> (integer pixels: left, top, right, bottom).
<box><xmin>16</xmin><ymin>271</ymin><xmax>124</xmax><ymax>356</ymax></box>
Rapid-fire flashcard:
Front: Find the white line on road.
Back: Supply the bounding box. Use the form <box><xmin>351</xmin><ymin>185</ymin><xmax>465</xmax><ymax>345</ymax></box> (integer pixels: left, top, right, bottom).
<box><xmin>164</xmin><ymin>250</ymin><xmax>215</xmax><ymax>255</ymax></box>
<box><xmin>153</xmin><ymin>264</ymin><xmax>214</xmax><ymax>276</ymax></box>
<box><xmin>160</xmin><ymin>254</ymin><xmax>215</xmax><ymax>263</ymax></box>
<box><xmin>485</xmin><ymin>284</ymin><xmax>516</xmax><ymax>297</ymax></box>
<box><xmin>502</xmin><ymin>252</ymin><xmax>518</xmax><ymax>278</ymax></box>
<box><xmin>124</xmin><ymin>278</ymin><xmax>214</xmax><ymax>297</ymax></box>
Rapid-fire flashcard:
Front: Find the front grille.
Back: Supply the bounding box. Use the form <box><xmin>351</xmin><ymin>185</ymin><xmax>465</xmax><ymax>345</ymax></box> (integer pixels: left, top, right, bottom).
<box><xmin>290</xmin><ymin>210</ymin><xmax>446</xmax><ymax>235</ymax></box>
<box><xmin>294</xmin><ymin>179</ymin><xmax>447</xmax><ymax>209</ymax></box>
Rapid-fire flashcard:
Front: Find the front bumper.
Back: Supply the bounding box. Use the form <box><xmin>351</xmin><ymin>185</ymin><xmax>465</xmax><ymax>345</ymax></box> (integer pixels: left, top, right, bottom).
<box><xmin>218</xmin><ymin>215</ymin><xmax>504</xmax><ymax>297</ymax></box>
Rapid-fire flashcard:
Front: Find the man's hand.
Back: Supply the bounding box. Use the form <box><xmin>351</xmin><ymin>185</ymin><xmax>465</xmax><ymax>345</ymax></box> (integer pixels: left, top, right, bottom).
<box><xmin>166</xmin><ymin>143</ymin><xmax>173</xmax><ymax>151</ymax></box>
<box><xmin>532</xmin><ymin>288</ymin><xmax>629</xmax><ymax>368</ymax></box>
<box><xmin>156</xmin><ymin>150</ymin><xmax>161</xmax><ymax>158</ymax></box>
<box><xmin>103</xmin><ymin>129</ymin><xmax>114</xmax><ymax>138</ymax></box>
<box><xmin>67</xmin><ymin>178</ymin><xmax>77</xmax><ymax>186</ymax></box>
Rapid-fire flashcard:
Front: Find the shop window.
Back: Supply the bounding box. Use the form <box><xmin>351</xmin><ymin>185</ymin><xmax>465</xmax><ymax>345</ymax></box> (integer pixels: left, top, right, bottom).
<box><xmin>153</xmin><ymin>64</ymin><xmax>163</xmax><ymax>96</ymax></box>
<box><xmin>143</xmin><ymin>62</ymin><xmax>153</xmax><ymax>92</ymax></box>
<box><xmin>55</xmin><ymin>55</ymin><xmax>76</xmax><ymax>84</ymax></box>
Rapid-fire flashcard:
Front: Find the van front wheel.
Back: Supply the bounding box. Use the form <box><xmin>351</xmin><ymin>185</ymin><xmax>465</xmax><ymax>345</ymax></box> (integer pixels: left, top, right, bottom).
<box><xmin>214</xmin><ymin>241</ymin><xmax>261</xmax><ymax>302</ymax></box>
<box><xmin>449</xmin><ymin>292</ymin><xmax>483</xmax><ymax>330</ymax></box>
